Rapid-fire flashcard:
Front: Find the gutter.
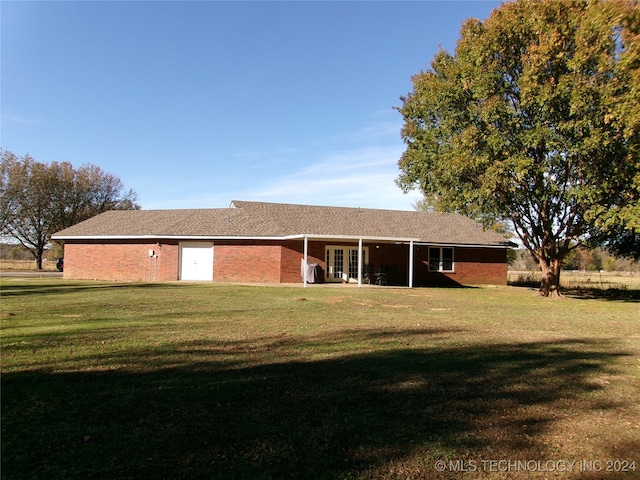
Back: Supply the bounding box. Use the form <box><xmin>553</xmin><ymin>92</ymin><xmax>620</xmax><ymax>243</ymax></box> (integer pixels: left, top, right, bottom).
<box><xmin>51</xmin><ymin>234</ymin><xmax>290</xmax><ymax>241</ymax></box>
<box><xmin>51</xmin><ymin>234</ymin><xmax>516</xmax><ymax>249</ymax></box>
<box><xmin>283</xmin><ymin>233</ymin><xmax>421</xmax><ymax>243</ymax></box>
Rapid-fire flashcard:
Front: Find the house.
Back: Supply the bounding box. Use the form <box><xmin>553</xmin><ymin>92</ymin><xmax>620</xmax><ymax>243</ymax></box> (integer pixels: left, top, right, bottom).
<box><xmin>51</xmin><ymin>200</ymin><xmax>514</xmax><ymax>287</ymax></box>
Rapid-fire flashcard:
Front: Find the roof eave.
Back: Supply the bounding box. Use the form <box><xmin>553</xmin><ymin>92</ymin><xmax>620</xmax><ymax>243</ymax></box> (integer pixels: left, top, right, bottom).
<box><xmin>413</xmin><ymin>241</ymin><xmax>517</xmax><ymax>249</ymax></box>
<box><xmin>283</xmin><ymin>234</ymin><xmax>421</xmax><ymax>243</ymax></box>
<box><xmin>52</xmin><ymin>233</ymin><xmax>515</xmax><ymax>248</ymax></box>
<box><xmin>51</xmin><ymin>234</ymin><xmax>289</xmax><ymax>241</ymax></box>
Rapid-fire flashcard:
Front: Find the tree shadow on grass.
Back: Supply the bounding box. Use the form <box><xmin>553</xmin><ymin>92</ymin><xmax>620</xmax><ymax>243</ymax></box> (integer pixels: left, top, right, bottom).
<box><xmin>564</xmin><ymin>287</ymin><xmax>640</xmax><ymax>302</ymax></box>
<box><xmin>0</xmin><ymin>281</ymin><xmax>186</xmax><ymax>299</ymax></box>
<box><xmin>2</xmin><ymin>333</ymin><xmax>635</xmax><ymax>480</ymax></box>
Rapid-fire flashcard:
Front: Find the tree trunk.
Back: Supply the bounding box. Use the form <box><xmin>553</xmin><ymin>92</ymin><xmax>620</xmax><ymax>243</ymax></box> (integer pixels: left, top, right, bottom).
<box><xmin>537</xmin><ymin>258</ymin><xmax>562</xmax><ymax>298</ymax></box>
<box><xmin>33</xmin><ymin>245</ymin><xmax>45</xmax><ymax>270</ymax></box>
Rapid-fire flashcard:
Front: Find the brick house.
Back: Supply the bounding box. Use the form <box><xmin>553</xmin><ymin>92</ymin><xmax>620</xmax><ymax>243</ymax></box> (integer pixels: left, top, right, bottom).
<box><xmin>52</xmin><ymin>200</ymin><xmax>514</xmax><ymax>287</ymax></box>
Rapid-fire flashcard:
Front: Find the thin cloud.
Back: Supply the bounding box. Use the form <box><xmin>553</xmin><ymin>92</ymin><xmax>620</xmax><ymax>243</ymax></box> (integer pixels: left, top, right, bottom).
<box><xmin>141</xmin><ymin>131</ymin><xmax>419</xmax><ymax>211</ymax></box>
<box><xmin>1</xmin><ymin>114</ymin><xmax>40</xmax><ymax>126</ymax></box>
<box><xmin>247</xmin><ymin>144</ymin><xmax>419</xmax><ymax>210</ymax></box>
<box><xmin>348</xmin><ymin>122</ymin><xmax>401</xmax><ymax>142</ymax></box>
<box><xmin>327</xmin><ymin>119</ymin><xmax>402</xmax><ymax>145</ymax></box>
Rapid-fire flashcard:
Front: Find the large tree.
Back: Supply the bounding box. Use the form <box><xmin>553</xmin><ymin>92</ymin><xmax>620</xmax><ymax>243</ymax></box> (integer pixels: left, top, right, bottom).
<box><xmin>1</xmin><ymin>150</ymin><xmax>140</xmax><ymax>269</ymax></box>
<box><xmin>397</xmin><ymin>0</ymin><xmax>640</xmax><ymax>297</ymax></box>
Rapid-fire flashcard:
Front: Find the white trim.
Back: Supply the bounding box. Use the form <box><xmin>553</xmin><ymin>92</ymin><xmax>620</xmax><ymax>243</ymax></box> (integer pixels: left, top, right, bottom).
<box><xmin>52</xmin><ymin>235</ymin><xmax>289</xmax><ymax>241</ymax></box>
<box><xmin>303</xmin><ymin>236</ymin><xmax>308</xmax><ymax>288</ymax></box>
<box><xmin>428</xmin><ymin>246</ymin><xmax>455</xmax><ymax>273</ymax></box>
<box><xmin>357</xmin><ymin>238</ymin><xmax>363</xmax><ymax>287</ymax></box>
<box><xmin>409</xmin><ymin>240</ymin><xmax>414</xmax><ymax>288</ymax></box>
<box><xmin>413</xmin><ymin>242</ymin><xmax>511</xmax><ymax>249</ymax></box>
<box><xmin>52</xmin><ymin>234</ymin><xmax>512</xmax><ymax>250</ymax></box>
<box><xmin>284</xmin><ymin>234</ymin><xmax>421</xmax><ymax>243</ymax></box>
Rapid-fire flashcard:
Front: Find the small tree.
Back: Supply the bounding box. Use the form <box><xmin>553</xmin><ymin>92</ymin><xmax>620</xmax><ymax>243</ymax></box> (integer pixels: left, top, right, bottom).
<box><xmin>397</xmin><ymin>0</ymin><xmax>640</xmax><ymax>297</ymax></box>
<box><xmin>0</xmin><ymin>150</ymin><xmax>140</xmax><ymax>269</ymax></box>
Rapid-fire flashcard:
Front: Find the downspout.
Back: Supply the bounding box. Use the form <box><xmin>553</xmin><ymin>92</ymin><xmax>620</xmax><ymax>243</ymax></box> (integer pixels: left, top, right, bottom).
<box><xmin>358</xmin><ymin>237</ymin><xmax>363</xmax><ymax>287</ymax></box>
<box><xmin>409</xmin><ymin>240</ymin><xmax>414</xmax><ymax>288</ymax></box>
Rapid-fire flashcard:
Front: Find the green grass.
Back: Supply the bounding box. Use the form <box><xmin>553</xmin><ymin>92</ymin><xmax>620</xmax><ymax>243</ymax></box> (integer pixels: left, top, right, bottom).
<box><xmin>508</xmin><ymin>270</ymin><xmax>640</xmax><ymax>294</ymax></box>
<box><xmin>2</xmin><ymin>280</ymin><xmax>639</xmax><ymax>479</ymax></box>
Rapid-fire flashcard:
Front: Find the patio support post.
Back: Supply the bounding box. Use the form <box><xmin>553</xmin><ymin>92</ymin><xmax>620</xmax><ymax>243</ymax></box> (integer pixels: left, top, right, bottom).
<box><xmin>358</xmin><ymin>237</ymin><xmax>363</xmax><ymax>287</ymax></box>
<box><xmin>409</xmin><ymin>240</ymin><xmax>414</xmax><ymax>288</ymax></box>
<box><xmin>303</xmin><ymin>235</ymin><xmax>308</xmax><ymax>288</ymax></box>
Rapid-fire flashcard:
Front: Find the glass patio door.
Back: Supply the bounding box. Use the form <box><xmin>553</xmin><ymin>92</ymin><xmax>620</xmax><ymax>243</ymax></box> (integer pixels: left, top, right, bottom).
<box><xmin>325</xmin><ymin>246</ymin><xmax>368</xmax><ymax>283</ymax></box>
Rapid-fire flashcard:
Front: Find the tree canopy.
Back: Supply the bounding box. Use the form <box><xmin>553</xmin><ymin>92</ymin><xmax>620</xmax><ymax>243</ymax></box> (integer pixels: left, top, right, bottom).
<box><xmin>1</xmin><ymin>150</ymin><xmax>140</xmax><ymax>269</ymax></box>
<box><xmin>397</xmin><ymin>0</ymin><xmax>640</xmax><ymax>297</ymax></box>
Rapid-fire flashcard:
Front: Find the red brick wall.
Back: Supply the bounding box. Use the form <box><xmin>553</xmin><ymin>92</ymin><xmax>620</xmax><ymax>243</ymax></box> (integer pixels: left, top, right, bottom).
<box><xmin>63</xmin><ymin>241</ymin><xmax>179</xmax><ymax>282</ymax></box>
<box><xmin>213</xmin><ymin>240</ymin><xmax>326</xmax><ymax>283</ymax></box>
<box><xmin>280</xmin><ymin>241</ymin><xmax>303</xmax><ymax>283</ymax></box>
<box><xmin>280</xmin><ymin>240</ymin><xmax>326</xmax><ymax>283</ymax></box>
<box><xmin>413</xmin><ymin>246</ymin><xmax>507</xmax><ymax>286</ymax></box>
<box><xmin>155</xmin><ymin>242</ymin><xmax>179</xmax><ymax>280</ymax></box>
<box><xmin>63</xmin><ymin>239</ymin><xmax>507</xmax><ymax>286</ymax></box>
<box><xmin>64</xmin><ymin>239</ymin><xmax>309</xmax><ymax>284</ymax></box>
<box><xmin>278</xmin><ymin>241</ymin><xmax>507</xmax><ymax>286</ymax></box>
<box><xmin>299</xmin><ymin>241</ymin><xmax>410</xmax><ymax>285</ymax></box>
<box><xmin>455</xmin><ymin>247</ymin><xmax>507</xmax><ymax>285</ymax></box>
<box><xmin>213</xmin><ymin>242</ymin><xmax>282</xmax><ymax>283</ymax></box>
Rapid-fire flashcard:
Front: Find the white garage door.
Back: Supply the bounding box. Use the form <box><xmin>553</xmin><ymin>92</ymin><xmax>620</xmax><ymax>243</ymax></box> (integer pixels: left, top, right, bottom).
<box><xmin>180</xmin><ymin>242</ymin><xmax>213</xmax><ymax>281</ymax></box>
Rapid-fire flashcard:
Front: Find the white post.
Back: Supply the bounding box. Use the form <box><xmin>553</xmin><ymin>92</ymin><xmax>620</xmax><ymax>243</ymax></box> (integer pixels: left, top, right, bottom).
<box><xmin>303</xmin><ymin>236</ymin><xmax>308</xmax><ymax>288</ymax></box>
<box><xmin>358</xmin><ymin>238</ymin><xmax>363</xmax><ymax>287</ymax></box>
<box><xmin>409</xmin><ymin>240</ymin><xmax>414</xmax><ymax>288</ymax></box>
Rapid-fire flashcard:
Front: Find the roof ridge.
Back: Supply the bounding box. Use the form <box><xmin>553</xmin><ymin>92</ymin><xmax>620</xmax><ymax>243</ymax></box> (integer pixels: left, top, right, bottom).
<box><xmin>229</xmin><ymin>200</ymin><xmax>422</xmax><ymax>214</ymax></box>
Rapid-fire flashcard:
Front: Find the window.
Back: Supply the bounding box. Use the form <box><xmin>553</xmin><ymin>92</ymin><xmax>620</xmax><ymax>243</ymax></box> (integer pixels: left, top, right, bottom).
<box><xmin>428</xmin><ymin>247</ymin><xmax>454</xmax><ymax>272</ymax></box>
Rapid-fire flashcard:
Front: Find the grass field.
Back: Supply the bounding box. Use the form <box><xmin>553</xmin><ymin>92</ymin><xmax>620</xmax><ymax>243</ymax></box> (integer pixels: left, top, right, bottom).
<box><xmin>0</xmin><ymin>259</ymin><xmax>59</xmax><ymax>271</ymax></box>
<box><xmin>1</xmin><ymin>279</ymin><xmax>639</xmax><ymax>479</ymax></box>
<box><xmin>508</xmin><ymin>270</ymin><xmax>640</xmax><ymax>293</ymax></box>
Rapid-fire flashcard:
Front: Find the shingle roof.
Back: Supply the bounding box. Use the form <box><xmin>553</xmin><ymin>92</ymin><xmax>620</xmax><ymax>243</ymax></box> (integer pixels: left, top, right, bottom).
<box><xmin>52</xmin><ymin>200</ymin><xmax>512</xmax><ymax>247</ymax></box>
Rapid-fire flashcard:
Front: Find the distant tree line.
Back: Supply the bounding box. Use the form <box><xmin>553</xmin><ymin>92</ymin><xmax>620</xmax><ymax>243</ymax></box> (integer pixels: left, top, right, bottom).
<box><xmin>0</xmin><ymin>243</ymin><xmax>42</xmax><ymax>261</ymax></box>
<box><xmin>0</xmin><ymin>149</ymin><xmax>140</xmax><ymax>269</ymax></box>
<box><xmin>0</xmin><ymin>242</ymin><xmax>63</xmax><ymax>263</ymax></box>
<box><xmin>510</xmin><ymin>247</ymin><xmax>639</xmax><ymax>273</ymax></box>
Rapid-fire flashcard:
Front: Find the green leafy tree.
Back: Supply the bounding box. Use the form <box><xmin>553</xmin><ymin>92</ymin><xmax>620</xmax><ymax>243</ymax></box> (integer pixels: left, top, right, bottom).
<box><xmin>397</xmin><ymin>0</ymin><xmax>640</xmax><ymax>297</ymax></box>
<box><xmin>0</xmin><ymin>150</ymin><xmax>20</xmax><ymax>233</ymax></box>
<box><xmin>1</xmin><ymin>149</ymin><xmax>140</xmax><ymax>269</ymax></box>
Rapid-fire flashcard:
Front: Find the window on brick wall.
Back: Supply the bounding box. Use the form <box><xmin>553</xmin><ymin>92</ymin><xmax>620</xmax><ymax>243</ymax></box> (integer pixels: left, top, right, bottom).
<box><xmin>428</xmin><ymin>247</ymin><xmax>454</xmax><ymax>272</ymax></box>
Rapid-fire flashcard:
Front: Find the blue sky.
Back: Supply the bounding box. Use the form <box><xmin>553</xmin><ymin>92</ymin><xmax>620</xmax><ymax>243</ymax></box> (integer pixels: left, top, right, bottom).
<box><xmin>2</xmin><ymin>1</ymin><xmax>500</xmax><ymax>211</ymax></box>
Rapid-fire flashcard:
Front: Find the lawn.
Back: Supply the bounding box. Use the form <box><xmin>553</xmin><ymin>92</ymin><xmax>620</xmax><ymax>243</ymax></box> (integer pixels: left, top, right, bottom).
<box><xmin>1</xmin><ymin>280</ymin><xmax>639</xmax><ymax>479</ymax></box>
<box><xmin>508</xmin><ymin>270</ymin><xmax>640</xmax><ymax>293</ymax></box>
